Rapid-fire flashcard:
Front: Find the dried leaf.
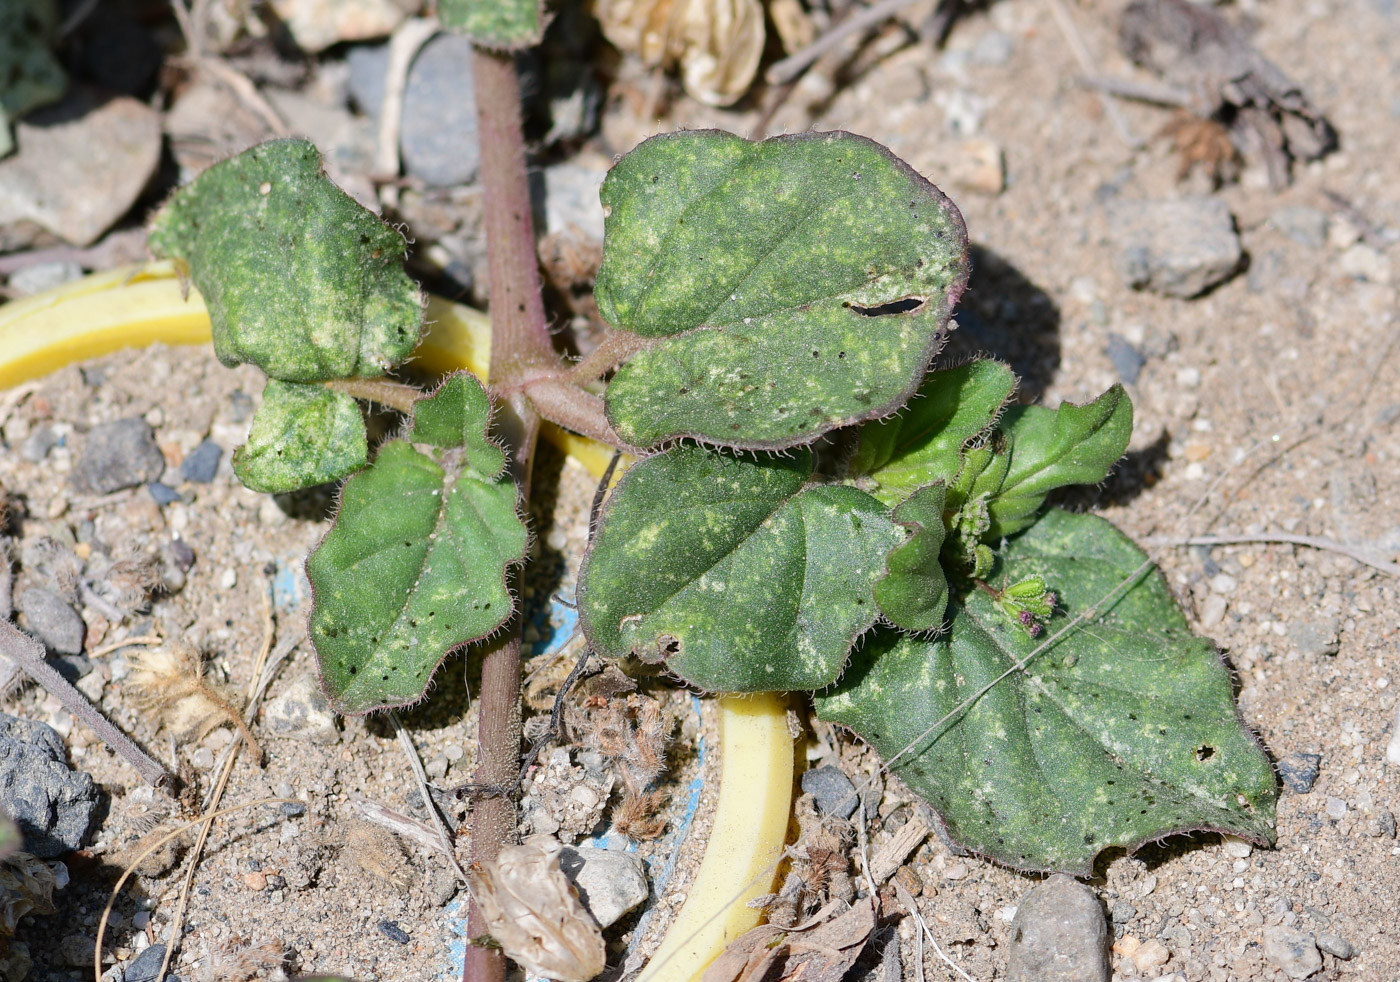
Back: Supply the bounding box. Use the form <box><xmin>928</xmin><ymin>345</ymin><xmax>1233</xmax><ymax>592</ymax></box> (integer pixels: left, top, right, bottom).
<box><xmin>597</xmin><ymin>0</ymin><xmax>765</xmax><ymax>106</ymax></box>
<box><xmin>469</xmin><ymin>836</ymin><xmax>606</xmax><ymax>982</ymax></box>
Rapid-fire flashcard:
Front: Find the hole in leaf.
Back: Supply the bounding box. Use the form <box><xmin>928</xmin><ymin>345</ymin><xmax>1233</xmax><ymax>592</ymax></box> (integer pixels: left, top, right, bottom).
<box><xmin>845</xmin><ymin>297</ymin><xmax>926</xmax><ymax>317</ymax></box>
<box><xmin>1195</xmin><ymin>744</ymin><xmax>1217</xmax><ymax>762</ymax></box>
<box><xmin>657</xmin><ymin>634</ymin><xmax>681</xmax><ymax>658</ymax></box>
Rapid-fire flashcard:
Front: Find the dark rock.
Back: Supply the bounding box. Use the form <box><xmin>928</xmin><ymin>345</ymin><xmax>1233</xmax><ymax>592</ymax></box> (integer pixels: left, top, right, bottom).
<box><xmin>0</xmin><ymin>713</ymin><xmax>100</xmax><ymax>857</ymax></box>
<box><xmin>1006</xmin><ymin>874</ymin><xmax>1110</xmax><ymax>982</ymax></box>
<box><xmin>17</xmin><ymin>587</ymin><xmax>85</xmax><ymax>655</ymax></box>
<box><xmin>1107</xmin><ymin>196</ymin><xmax>1243</xmax><ymax>298</ymax></box>
<box><xmin>124</xmin><ymin>943</ymin><xmax>170</xmax><ymax>982</ymax></box>
<box><xmin>349</xmin><ymin>35</ymin><xmax>480</xmax><ymax>188</ymax></box>
<box><xmin>147</xmin><ymin>482</ymin><xmax>180</xmax><ymax>506</ymax></box>
<box><xmin>73</xmin><ymin>8</ymin><xmax>163</xmax><ymax>96</ymax></box>
<box><xmin>72</xmin><ymin>417</ymin><xmax>165</xmax><ymax>495</ymax></box>
<box><xmin>1105</xmin><ymin>333</ymin><xmax>1145</xmax><ymax>384</ymax></box>
<box><xmin>378</xmin><ymin>920</ymin><xmax>411</xmax><ymax>944</ymax></box>
<box><xmin>1278</xmin><ymin>752</ymin><xmax>1322</xmax><ymax>794</ymax></box>
<box><xmin>1289</xmin><ymin>617</ymin><xmax>1340</xmax><ymax>657</ymax></box>
<box><xmin>802</xmin><ymin>765</ymin><xmax>859</xmax><ymax>820</ymax></box>
<box><xmin>180</xmin><ymin>439</ymin><xmax>223</xmax><ymax>484</ymax></box>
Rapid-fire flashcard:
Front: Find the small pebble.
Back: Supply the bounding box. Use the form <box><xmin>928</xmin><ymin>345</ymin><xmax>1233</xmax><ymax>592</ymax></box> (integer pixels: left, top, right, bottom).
<box><xmin>1107</xmin><ymin>196</ymin><xmax>1243</xmax><ymax>298</ymax></box>
<box><xmin>378</xmin><ymin>920</ymin><xmax>411</xmax><ymax>944</ymax></box>
<box><xmin>1324</xmin><ymin>796</ymin><xmax>1347</xmax><ymax>821</ymax></box>
<box><xmin>1288</xmin><ymin>617</ymin><xmax>1339</xmax><ymax>657</ymax></box>
<box><xmin>219</xmin><ymin>568</ymin><xmax>238</xmax><ymax>590</ymax></box>
<box><xmin>264</xmin><ymin>675</ymin><xmax>341</xmax><ymax>746</ymax></box>
<box><xmin>18</xmin><ymin>587</ymin><xmax>86</xmax><ymax>655</ymax></box>
<box><xmin>444</xmin><ymin>744</ymin><xmax>464</xmax><ymax>761</ymax></box>
<box><xmin>20</xmin><ymin>424</ymin><xmax>60</xmax><ymax>462</ymax></box>
<box><xmin>800</xmin><ymin>765</ymin><xmax>858</xmax><ymax>820</ymax></box>
<box><xmin>7</xmin><ymin>260</ymin><xmax>84</xmax><ymax>296</ymax></box>
<box><xmin>123</xmin><ymin>942</ymin><xmax>168</xmax><ymax>982</ymax></box>
<box><xmin>1131</xmin><ymin>938</ymin><xmax>1170</xmax><ymax>974</ymax></box>
<box><xmin>147</xmin><ymin>482</ymin><xmax>180</xmax><ymax>505</ymax></box>
<box><xmin>1315</xmin><ymin>932</ymin><xmax>1355</xmax><ymax>959</ymax></box>
<box><xmin>560</xmin><ymin>846</ymin><xmax>649</xmax><ymax>928</ymax></box>
<box><xmin>72</xmin><ymin>417</ymin><xmax>166</xmax><ymax>495</ymax></box>
<box><xmin>943</xmin><ymin>861</ymin><xmax>969</xmax><ymax>880</ymax></box>
<box><xmin>1106</xmin><ymin>333</ymin><xmax>1146</xmax><ymax>384</ymax></box>
<box><xmin>1278</xmin><ymin>752</ymin><xmax>1321</xmax><ymax>793</ymax></box>
<box><xmin>190</xmin><ymin>747</ymin><xmax>215</xmax><ymax>771</ymax></box>
<box><xmin>1006</xmin><ymin>874</ymin><xmax>1110</xmax><ymax>982</ymax></box>
<box><xmin>1110</xmin><ymin>901</ymin><xmax>1136</xmax><ymax>924</ymax></box>
<box><xmin>1208</xmin><ymin>573</ymin><xmax>1238</xmax><ymax>595</ymax></box>
<box><xmin>243</xmin><ymin>871</ymin><xmax>268</xmax><ymax>891</ymax></box>
<box><xmin>180</xmin><ymin>439</ymin><xmax>223</xmax><ymax>484</ymax></box>
<box><xmin>1269</xmin><ymin>205</ymin><xmax>1329</xmax><ymax>249</ymax></box>
<box><xmin>426</xmin><ymin>756</ymin><xmax>448</xmax><ymax>780</ymax></box>
<box><xmin>131</xmin><ymin>910</ymin><xmax>151</xmax><ymax>930</ymax></box>
<box><xmin>1175</xmin><ymin>366</ymin><xmax>1202</xmax><ymax>388</ymax></box>
<box><xmin>1385</xmin><ymin>702</ymin><xmax>1400</xmax><ymax>766</ymax></box>
<box><xmin>1198</xmin><ymin>594</ymin><xmax>1228</xmax><ymax>628</ymax></box>
<box><xmin>1220</xmin><ymin>834</ymin><xmax>1253</xmax><ymax>858</ymax></box>
<box><xmin>1263</xmin><ymin>926</ymin><xmax>1322</xmax><ymax>979</ymax></box>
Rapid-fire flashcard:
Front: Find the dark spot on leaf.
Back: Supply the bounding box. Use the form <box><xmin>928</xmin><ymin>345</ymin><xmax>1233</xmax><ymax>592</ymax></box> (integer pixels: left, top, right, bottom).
<box><xmin>847</xmin><ymin>297</ymin><xmax>926</xmax><ymax>317</ymax></box>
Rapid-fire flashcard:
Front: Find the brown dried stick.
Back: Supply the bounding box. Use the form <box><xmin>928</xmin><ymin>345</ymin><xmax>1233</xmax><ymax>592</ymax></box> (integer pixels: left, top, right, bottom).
<box><xmin>0</xmin><ymin>619</ymin><xmax>173</xmax><ymax>788</ymax></box>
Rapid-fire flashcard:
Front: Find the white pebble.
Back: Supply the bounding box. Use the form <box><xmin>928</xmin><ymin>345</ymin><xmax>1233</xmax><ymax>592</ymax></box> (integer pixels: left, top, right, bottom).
<box><xmin>1209</xmin><ymin>573</ymin><xmax>1238</xmax><ymax>595</ymax></box>
<box><xmin>546</xmin><ymin>528</ymin><xmax>568</xmax><ymax>552</ymax></box>
<box><xmin>219</xmin><ymin>567</ymin><xmax>238</xmax><ymax>590</ymax></box>
<box><xmin>1221</xmin><ymin>834</ymin><xmax>1253</xmax><ymax>858</ymax></box>
<box><xmin>444</xmin><ymin>744</ymin><xmax>464</xmax><ymax>762</ymax></box>
<box><xmin>191</xmin><ymin>747</ymin><xmax>215</xmax><ymax>771</ymax></box>
<box><xmin>943</xmin><ymin>861</ymin><xmax>969</xmax><ymax>880</ymax></box>
<box><xmin>1199</xmin><ymin>594</ymin><xmax>1228</xmax><ymax>628</ymax></box>
<box><xmin>1387</xmin><ymin>701</ymin><xmax>1400</xmax><ymax>766</ymax></box>
<box><xmin>1325</xmin><ymin>796</ymin><xmax>1347</xmax><ymax>821</ymax></box>
<box><xmin>1132</xmin><ymin>938</ymin><xmax>1171</xmax><ymax>974</ymax></box>
<box><xmin>1175</xmin><ymin>366</ymin><xmax>1201</xmax><ymax>388</ymax></box>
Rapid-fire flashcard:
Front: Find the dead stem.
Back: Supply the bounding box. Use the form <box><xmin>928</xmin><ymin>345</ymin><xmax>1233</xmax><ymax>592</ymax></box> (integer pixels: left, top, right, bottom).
<box><xmin>1144</xmin><ymin>533</ymin><xmax>1400</xmax><ymax>577</ymax></box>
<box><xmin>0</xmin><ymin>619</ymin><xmax>173</xmax><ymax>789</ymax></box>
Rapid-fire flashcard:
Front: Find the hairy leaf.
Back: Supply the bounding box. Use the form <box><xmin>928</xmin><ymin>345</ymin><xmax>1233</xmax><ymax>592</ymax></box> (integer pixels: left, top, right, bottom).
<box><xmin>816</xmin><ymin>509</ymin><xmax>1276</xmax><ymax>874</ymax></box>
<box><xmin>981</xmin><ymin>386</ymin><xmax>1133</xmax><ymax>538</ymax></box>
<box><xmin>853</xmin><ymin>361</ymin><xmax>1016</xmax><ymax>506</ymax></box>
<box><xmin>232</xmin><ymin>381</ymin><xmax>367</xmax><ymax>493</ymax></box>
<box><xmin>148</xmin><ymin>139</ymin><xmax>423</xmax><ymax>382</ymax></box>
<box><xmin>439</xmin><ymin>0</ymin><xmax>544</xmax><ymax>49</ymax></box>
<box><xmin>308</xmin><ymin>375</ymin><xmax>525</xmax><ymax>714</ymax></box>
<box><xmin>874</xmin><ymin>483</ymin><xmax>949</xmax><ymax>632</ymax></box>
<box><xmin>578</xmin><ymin>445</ymin><xmax>903</xmax><ymax>691</ymax></box>
<box><xmin>597</xmin><ymin>130</ymin><xmax>969</xmax><ymax>450</ymax></box>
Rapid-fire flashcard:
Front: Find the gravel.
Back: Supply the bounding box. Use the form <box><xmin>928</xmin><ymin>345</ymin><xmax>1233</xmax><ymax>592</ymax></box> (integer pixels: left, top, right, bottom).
<box><xmin>1006</xmin><ymin>874</ymin><xmax>1110</xmax><ymax>982</ymax></box>
<box><xmin>179</xmin><ymin>438</ymin><xmax>223</xmax><ymax>484</ymax></box>
<box><xmin>1262</xmin><ymin>926</ymin><xmax>1323</xmax><ymax>979</ymax></box>
<box><xmin>262</xmin><ymin>674</ymin><xmax>341</xmax><ymax>745</ymax></box>
<box><xmin>801</xmin><ymin>764</ymin><xmax>859</xmax><ymax>820</ymax></box>
<box><xmin>1277</xmin><ymin>752</ymin><xmax>1322</xmax><ymax>793</ymax></box>
<box><xmin>1288</xmin><ymin>616</ymin><xmax>1340</xmax><ymax>657</ymax></box>
<box><xmin>0</xmin><ymin>713</ymin><xmax>100</xmax><ymax>857</ymax></box>
<box><xmin>1106</xmin><ymin>196</ymin><xmax>1243</xmax><ymax>298</ymax></box>
<box><xmin>1105</xmin><ymin>333</ymin><xmax>1146</xmax><ymax>384</ymax></box>
<box><xmin>560</xmin><ymin>845</ymin><xmax>649</xmax><ymax>928</ymax></box>
<box><xmin>1270</xmin><ymin>205</ymin><xmax>1329</xmax><ymax>248</ymax></box>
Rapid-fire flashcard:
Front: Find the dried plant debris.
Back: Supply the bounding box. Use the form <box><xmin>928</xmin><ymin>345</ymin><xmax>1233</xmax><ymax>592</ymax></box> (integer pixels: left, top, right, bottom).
<box><xmin>343</xmin><ymin>821</ymin><xmax>413</xmax><ymax>893</ymax></box>
<box><xmin>706</xmin><ymin>897</ymin><xmax>876</xmax><ymax>982</ymax></box>
<box><xmin>196</xmin><ymin>937</ymin><xmax>286</xmax><ymax>982</ymax></box>
<box><xmin>566</xmin><ymin>668</ymin><xmax>676</xmax><ymax>788</ymax></box>
<box><xmin>752</xmin><ymin>793</ymin><xmax>854</xmax><ymax>926</ymax></box>
<box><xmin>612</xmin><ymin>787</ymin><xmax>668</xmax><ymax>841</ymax></box>
<box><xmin>470</xmin><ymin>835</ymin><xmax>606</xmax><ymax>982</ymax></box>
<box><xmin>596</xmin><ymin>0</ymin><xmax>765</xmax><ymax>106</ymax></box>
<box><xmin>1118</xmin><ymin>0</ymin><xmax>1337</xmax><ymax>187</ymax></box>
<box><xmin>0</xmin><ymin>848</ymin><xmax>63</xmax><ymax>980</ymax></box>
<box><xmin>126</xmin><ymin>643</ymin><xmax>261</xmax><ymax>759</ymax></box>
<box><xmin>520</xmin><ymin>747</ymin><xmax>615</xmax><ymax>842</ymax></box>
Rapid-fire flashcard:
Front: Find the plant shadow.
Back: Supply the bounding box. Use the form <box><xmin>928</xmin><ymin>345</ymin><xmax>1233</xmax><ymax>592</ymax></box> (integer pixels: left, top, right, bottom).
<box><xmin>939</xmin><ymin>244</ymin><xmax>1062</xmax><ymax>404</ymax></box>
<box><xmin>1054</xmin><ymin>428</ymin><xmax>1172</xmax><ymax>514</ymax></box>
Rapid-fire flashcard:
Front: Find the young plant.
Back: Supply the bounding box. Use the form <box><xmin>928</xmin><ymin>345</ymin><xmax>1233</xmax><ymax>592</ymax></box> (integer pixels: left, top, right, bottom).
<box><xmin>147</xmin><ymin>123</ymin><xmax>1275</xmax><ymax>890</ymax></box>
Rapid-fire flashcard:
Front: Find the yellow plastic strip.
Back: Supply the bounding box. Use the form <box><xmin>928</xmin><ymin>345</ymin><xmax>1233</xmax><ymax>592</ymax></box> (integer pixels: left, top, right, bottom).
<box><xmin>637</xmin><ymin>693</ymin><xmax>793</xmax><ymax>982</ymax></box>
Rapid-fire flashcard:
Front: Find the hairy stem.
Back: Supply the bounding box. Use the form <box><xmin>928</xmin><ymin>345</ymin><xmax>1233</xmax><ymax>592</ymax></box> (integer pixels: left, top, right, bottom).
<box><xmin>464</xmin><ymin>48</ymin><xmax>555</xmax><ymax>982</ymax></box>
<box><xmin>0</xmin><ymin>619</ymin><xmax>174</xmax><ymax>789</ymax></box>
<box><xmin>322</xmin><ymin>377</ymin><xmax>421</xmax><ymax>414</ymax></box>
<box><xmin>522</xmin><ymin>377</ymin><xmax>626</xmax><ymax>449</ymax></box>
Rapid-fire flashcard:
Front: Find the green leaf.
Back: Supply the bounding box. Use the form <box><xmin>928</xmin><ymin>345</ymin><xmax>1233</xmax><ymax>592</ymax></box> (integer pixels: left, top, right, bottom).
<box><xmin>233</xmin><ymin>381</ymin><xmax>368</xmax><ymax>493</ymax></box>
<box><xmin>308</xmin><ymin>375</ymin><xmax>526</xmax><ymax>715</ymax></box>
<box><xmin>816</xmin><ymin>509</ymin><xmax>1277</xmax><ymax>874</ymax></box>
<box><xmin>982</xmin><ymin>386</ymin><xmax>1133</xmax><ymax>538</ymax></box>
<box><xmin>853</xmin><ymin>360</ymin><xmax>1016</xmax><ymax>506</ymax></box>
<box><xmin>410</xmin><ymin>372</ymin><xmax>507</xmax><ymax>476</ymax></box>
<box><xmin>874</xmin><ymin>483</ymin><xmax>949</xmax><ymax>632</ymax></box>
<box><xmin>439</xmin><ymin>0</ymin><xmax>544</xmax><ymax>49</ymax></box>
<box><xmin>597</xmin><ymin>130</ymin><xmax>969</xmax><ymax>450</ymax></box>
<box><xmin>148</xmin><ymin>139</ymin><xmax>423</xmax><ymax>382</ymax></box>
<box><xmin>578</xmin><ymin>445</ymin><xmax>904</xmax><ymax>692</ymax></box>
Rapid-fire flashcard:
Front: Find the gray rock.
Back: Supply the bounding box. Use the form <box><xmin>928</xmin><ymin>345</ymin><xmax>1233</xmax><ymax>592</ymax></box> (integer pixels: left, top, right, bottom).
<box><xmin>1277</xmin><ymin>752</ymin><xmax>1321</xmax><ymax>793</ymax></box>
<box><xmin>1289</xmin><ymin>617</ymin><xmax>1339</xmax><ymax>657</ymax></box>
<box><xmin>0</xmin><ymin>93</ymin><xmax>162</xmax><ymax>247</ymax></box>
<box><xmin>263</xmin><ymin>675</ymin><xmax>340</xmax><ymax>745</ymax></box>
<box><xmin>7</xmin><ymin>260</ymin><xmax>84</xmax><ymax>296</ymax></box>
<box><xmin>19</xmin><ymin>423</ymin><xmax>59</xmax><ymax>462</ymax></box>
<box><xmin>349</xmin><ymin>35</ymin><xmax>480</xmax><ymax>188</ymax></box>
<box><xmin>1006</xmin><ymin>874</ymin><xmax>1110</xmax><ymax>982</ymax></box>
<box><xmin>180</xmin><ymin>439</ymin><xmax>223</xmax><ymax>484</ymax></box>
<box><xmin>542</xmin><ymin>163</ymin><xmax>608</xmax><ymax>242</ymax></box>
<box><xmin>1107</xmin><ymin>196</ymin><xmax>1243</xmax><ymax>298</ymax></box>
<box><xmin>1271</xmin><ymin>205</ymin><xmax>1329</xmax><ymax>248</ymax></box>
<box><xmin>1316</xmin><ymin>932</ymin><xmax>1355</xmax><ymax>959</ymax></box>
<box><xmin>73</xmin><ymin>417</ymin><xmax>166</xmax><ymax>495</ymax></box>
<box><xmin>560</xmin><ymin>846</ymin><xmax>649</xmax><ymax>928</ymax></box>
<box><xmin>1106</xmin><ymin>333</ymin><xmax>1146</xmax><ymax>384</ymax></box>
<box><xmin>1263</xmin><ymin>926</ymin><xmax>1323</xmax><ymax>979</ymax></box>
<box><xmin>0</xmin><ymin>713</ymin><xmax>100</xmax><ymax>857</ymax></box>
<box><xmin>801</xmin><ymin>765</ymin><xmax>859</xmax><ymax>820</ymax></box>
<box><xmin>123</xmin><ymin>943</ymin><xmax>170</xmax><ymax>982</ymax></box>
<box><xmin>17</xmin><ymin>587</ymin><xmax>85</xmax><ymax>655</ymax></box>
<box><xmin>1110</xmin><ymin>900</ymin><xmax>1137</xmax><ymax>924</ymax></box>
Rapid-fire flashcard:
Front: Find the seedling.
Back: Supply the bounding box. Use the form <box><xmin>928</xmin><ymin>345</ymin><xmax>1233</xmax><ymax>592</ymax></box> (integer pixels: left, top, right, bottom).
<box><xmin>147</xmin><ymin>126</ymin><xmax>1275</xmax><ymax>879</ymax></box>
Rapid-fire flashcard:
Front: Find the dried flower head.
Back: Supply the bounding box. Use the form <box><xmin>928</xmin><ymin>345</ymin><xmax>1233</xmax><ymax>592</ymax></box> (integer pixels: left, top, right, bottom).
<box><xmin>126</xmin><ymin>643</ymin><xmax>261</xmax><ymax>760</ymax></box>
<box><xmin>614</xmin><ymin>788</ymin><xmax>668</xmax><ymax>840</ymax></box>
